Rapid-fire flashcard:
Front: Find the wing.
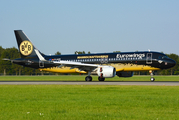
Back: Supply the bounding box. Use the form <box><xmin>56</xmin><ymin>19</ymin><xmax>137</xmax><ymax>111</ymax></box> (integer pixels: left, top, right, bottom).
<box><xmin>116</xmin><ymin>68</ymin><xmax>124</xmax><ymax>72</ymax></box>
<box><xmin>34</xmin><ymin>50</ymin><xmax>99</xmax><ymax>72</ymax></box>
<box><xmin>53</xmin><ymin>60</ymin><xmax>99</xmax><ymax>72</ymax></box>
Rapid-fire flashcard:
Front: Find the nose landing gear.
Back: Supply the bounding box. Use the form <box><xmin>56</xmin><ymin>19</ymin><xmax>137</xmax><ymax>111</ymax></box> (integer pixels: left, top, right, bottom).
<box><xmin>149</xmin><ymin>70</ymin><xmax>155</xmax><ymax>82</ymax></box>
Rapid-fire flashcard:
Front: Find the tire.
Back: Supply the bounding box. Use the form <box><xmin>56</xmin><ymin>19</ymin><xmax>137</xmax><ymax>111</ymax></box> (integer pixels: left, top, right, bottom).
<box><xmin>85</xmin><ymin>76</ymin><xmax>92</xmax><ymax>81</ymax></box>
<box><xmin>150</xmin><ymin>77</ymin><xmax>155</xmax><ymax>82</ymax></box>
<box><xmin>98</xmin><ymin>77</ymin><xmax>105</xmax><ymax>81</ymax></box>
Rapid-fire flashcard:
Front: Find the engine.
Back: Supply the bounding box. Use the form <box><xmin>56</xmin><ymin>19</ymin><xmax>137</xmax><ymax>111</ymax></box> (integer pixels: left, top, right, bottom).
<box><xmin>116</xmin><ymin>71</ymin><xmax>134</xmax><ymax>77</ymax></box>
<box><xmin>97</xmin><ymin>66</ymin><xmax>116</xmax><ymax>78</ymax></box>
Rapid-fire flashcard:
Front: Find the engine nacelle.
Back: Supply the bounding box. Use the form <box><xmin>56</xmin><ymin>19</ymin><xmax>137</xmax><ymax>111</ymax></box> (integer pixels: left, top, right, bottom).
<box><xmin>116</xmin><ymin>71</ymin><xmax>134</xmax><ymax>77</ymax></box>
<box><xmin>97</xmin><ymin>66</ymin><xmax>116</xmax><ymax>78</ymax></box>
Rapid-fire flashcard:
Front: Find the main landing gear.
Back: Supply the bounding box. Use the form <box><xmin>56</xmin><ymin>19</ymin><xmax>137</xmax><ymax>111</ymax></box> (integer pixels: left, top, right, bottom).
<box><xmin>85</xmin><ymin>76</ymin><xmax>92</xmax><ymax>81</ymax></box>
<box><xmin>85</xmin><ymin>72</ymin><xmax>92</xmax><ymax>81</ymax></box>
<box><xmin>149</xmin><ymin>70</ymin><xmax>155</xmax><ymax>82</ymax></box>
<box><xmin>98</xmin><ymin>77</ymin><xmax>105</xmax><ymax>81</ymax></box>
<box><xmin>85</xmin><ymin>76</ymin><xmax>105</xmax><ymax>81</ymax></box>
<box><xmin>85</xmin><ymin>72</ymin><xmax>105</xmax><ymax>81</ymax></box>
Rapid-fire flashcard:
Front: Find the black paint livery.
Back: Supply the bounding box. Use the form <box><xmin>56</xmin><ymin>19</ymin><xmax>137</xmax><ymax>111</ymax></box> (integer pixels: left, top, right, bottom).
<box><xmin>6</xmin><ymin>30</ymin><xmax>176</xmax><ymax>82</ymax></box>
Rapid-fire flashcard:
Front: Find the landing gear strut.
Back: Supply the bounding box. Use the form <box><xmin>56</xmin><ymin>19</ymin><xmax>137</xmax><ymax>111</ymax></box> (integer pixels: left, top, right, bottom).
<box><xmin>149</xmin><ymin>70</ymin><xmax>155</xmax><ymax>82</ymax></box>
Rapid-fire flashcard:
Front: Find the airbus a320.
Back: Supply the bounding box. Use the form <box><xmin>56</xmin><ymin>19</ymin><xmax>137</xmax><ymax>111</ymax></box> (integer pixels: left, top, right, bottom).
<box><xmin>4</xmin><ymin>30</ymin><xmax>176</xmax><ymax>82</ymax></box>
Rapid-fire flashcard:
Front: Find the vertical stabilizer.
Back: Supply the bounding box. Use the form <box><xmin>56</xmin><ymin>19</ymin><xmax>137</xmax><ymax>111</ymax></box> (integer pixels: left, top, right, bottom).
<box><xmin>14</xmin><ymin>30</ymin><xmax>45</xmax><ymax>60</ymax></box>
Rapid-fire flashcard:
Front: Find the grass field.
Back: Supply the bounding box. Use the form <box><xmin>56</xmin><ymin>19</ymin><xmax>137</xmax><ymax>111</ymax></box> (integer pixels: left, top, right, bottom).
<box><xmin>0</xmin><ymin>76</ymin><xmax>179</xmax><ymax>119</ymax></box>
<box><xmin>0</xmin><ymin>85</ymin><xmax>179</xmax><ymax>120</ymax></box>
<box><xmin>0</xmin><ymin>75</ymin><xmax>179</xmax><ymax>81</ymax></box>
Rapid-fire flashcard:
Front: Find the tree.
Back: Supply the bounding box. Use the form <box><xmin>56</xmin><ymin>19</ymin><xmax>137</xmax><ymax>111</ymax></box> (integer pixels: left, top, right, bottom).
<box><xmin>0</xmin><ymin>48</ymin><xmax>12</xmax><ymax>75</ymax></box>
<box><xmin>167</xmin><ymin>53</ymin><xmax>179</xmax><ymax>75</ymax></box>
<box><xmin>0</xmin><ymin>46</ymin><xmax>4</xmax><ymax>57</ymax></box>
<box><xmin>75</xmin><ymin>51</ymin><xmax>85</xmax><ymax>54</ymax></box>
<box><xmin>0</xmin><ymin>46</ymin><xmax>5</xmax><ymax>75</ymax></box>
<box><xmin>113</xmin><ymin>51</ymin><xmax>121</xmax><ymax>53</ymax></box>
<box><xmin>0</xmin><ymin>47</ymin><xmax>22</xmax><ymax>75</ymax></box>
<box><xmin>174</xmin><ymin>58</ymin><xmax>179</xmax><ymax>75</ymax></box>
<box><xmin>55</xmin><ymin>51</ymin><xmax>61</xmax><ymax>55</ymax></box>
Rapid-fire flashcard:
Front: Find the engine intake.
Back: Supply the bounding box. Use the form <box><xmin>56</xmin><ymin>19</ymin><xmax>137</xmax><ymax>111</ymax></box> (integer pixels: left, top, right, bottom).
<box><xmin>97</xmin><ymin>66</ymin><xmax>116</xmax><ymax>78</ymax></box>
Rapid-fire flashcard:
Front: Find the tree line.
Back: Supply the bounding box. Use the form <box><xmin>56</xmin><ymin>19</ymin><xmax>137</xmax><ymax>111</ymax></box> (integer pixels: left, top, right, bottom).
<box><xmin>0</xmin><ymin>46</ymin><xmax>178</xmax><ymax>75</ymax></box>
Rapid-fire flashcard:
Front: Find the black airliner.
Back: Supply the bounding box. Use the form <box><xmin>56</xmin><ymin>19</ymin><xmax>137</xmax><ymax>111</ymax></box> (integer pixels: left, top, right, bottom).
<box><xmin>4</xmin><ymin>30</ymin><xmax>176</xmax><ymax>82</ymax></box>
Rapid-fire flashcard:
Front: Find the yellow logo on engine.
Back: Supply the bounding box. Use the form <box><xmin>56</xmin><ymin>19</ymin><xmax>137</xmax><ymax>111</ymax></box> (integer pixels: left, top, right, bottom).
<box><xmin>20</xmin><ymin>41</ymin><xmax>33</xmax><ymax>56</ymax></box>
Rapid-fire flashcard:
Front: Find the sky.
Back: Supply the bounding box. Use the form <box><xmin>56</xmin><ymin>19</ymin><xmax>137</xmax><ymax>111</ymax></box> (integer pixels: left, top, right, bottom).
<box><xmin>1</xmin><ymin>0</ymin><xmax>179</xmax><ymax>55</ymax></box>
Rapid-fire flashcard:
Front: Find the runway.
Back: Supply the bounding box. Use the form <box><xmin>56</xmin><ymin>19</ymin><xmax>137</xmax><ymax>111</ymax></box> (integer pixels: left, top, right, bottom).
<box><xmin>0</xmin><ymin>81</ymin><xmax>179</xmax><ymax>86</ymax></box>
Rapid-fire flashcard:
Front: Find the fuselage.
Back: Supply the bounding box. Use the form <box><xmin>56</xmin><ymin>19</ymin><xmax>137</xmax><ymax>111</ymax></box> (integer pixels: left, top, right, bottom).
<box><xmin>13</xmin><ymin>51</ymin><xmax>176</xmax><ymax>73</ymax></box>
<box><xmin>10</xmin><ymin>30</ymin><xmax>176</xmax><ymax>81</ymax></box>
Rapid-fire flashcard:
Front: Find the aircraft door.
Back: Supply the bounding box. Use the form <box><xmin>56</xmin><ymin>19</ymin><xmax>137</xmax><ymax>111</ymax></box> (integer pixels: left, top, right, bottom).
<box><xmin>39</xmin><ymin>61</ymin><xmax>44</xmax><ymax>67</ymax></box>
<box><xmin>146</xmin><ymin>53</ymin><xmax>152</xmax><ymax>64</ymax></box>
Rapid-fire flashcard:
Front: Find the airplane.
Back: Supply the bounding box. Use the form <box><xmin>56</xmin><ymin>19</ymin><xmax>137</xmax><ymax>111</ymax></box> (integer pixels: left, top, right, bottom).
<box><xmin>4</xmin><ymin>30</ymin><xmax>176</xmax><ymax>82</ymax></box>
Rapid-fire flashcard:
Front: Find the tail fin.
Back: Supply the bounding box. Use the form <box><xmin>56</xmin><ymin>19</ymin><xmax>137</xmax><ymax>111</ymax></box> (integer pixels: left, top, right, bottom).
<box><xmin>14</xmin><ymin>30</ymin><xmax>46</xmax><ymax>61</ymax></box>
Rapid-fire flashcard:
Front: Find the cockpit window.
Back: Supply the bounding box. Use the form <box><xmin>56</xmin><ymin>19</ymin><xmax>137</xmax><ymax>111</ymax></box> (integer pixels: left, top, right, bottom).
<box><xmin>158</xmin><ymin>56</ymin><xmax>168</xmax><ymax>59</ymax></box>
<box><xmin>162</xmin><ymin>56</ymin><xmax>168</xmax><ymax>59</ymax></box>
<box><xmin>158</xmin><ymin>56</ymin><xmax>162</xmax><ymax>59</ymax></box>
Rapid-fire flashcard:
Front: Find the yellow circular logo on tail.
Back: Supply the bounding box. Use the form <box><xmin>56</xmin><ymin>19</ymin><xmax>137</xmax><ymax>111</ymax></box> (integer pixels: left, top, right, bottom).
<box><xmin>20</xmin><ymin>41</ymin><xmax>33</xmax><ymax>56</ymax></box>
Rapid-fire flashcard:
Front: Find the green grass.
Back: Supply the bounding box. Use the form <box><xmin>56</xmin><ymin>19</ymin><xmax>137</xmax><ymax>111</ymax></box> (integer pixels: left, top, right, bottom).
<box><xmin>0</xmin><ymin>75</ymin><xmax>179</xmax><ymax>81</ymax></box>
<box><xmin>0</xmin><ymin>85</ymin><xmax>179</xmax><ymax>120</ymax></box>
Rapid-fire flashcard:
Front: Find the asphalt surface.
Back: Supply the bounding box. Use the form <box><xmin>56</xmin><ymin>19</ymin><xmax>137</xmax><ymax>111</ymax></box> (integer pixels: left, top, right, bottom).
<box><xmin>0</xmin><ymin>81</ymin><xmax>179</xmax><ymax>86</ymax></box>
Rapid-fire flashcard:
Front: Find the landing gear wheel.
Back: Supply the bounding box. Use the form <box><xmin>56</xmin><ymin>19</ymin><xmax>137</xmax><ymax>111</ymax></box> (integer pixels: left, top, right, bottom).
<box><xmin>150</xmin><ymin>77</ymin><xmax>155</xmax><ymax>82</ymax></box>
<box><xmin>85</xmin><ymin>76</ymin><xmax>92</xmax><ymax>81</ymax></box>
<box><xmin>149</xmin><ymin>70</ymin><xmax>155</xmax><ymax>82</ymax></box>
<box><xmin>98</xmin><ymin>77</ymin><xmax>105</xmax><ymax>81</ymax></box>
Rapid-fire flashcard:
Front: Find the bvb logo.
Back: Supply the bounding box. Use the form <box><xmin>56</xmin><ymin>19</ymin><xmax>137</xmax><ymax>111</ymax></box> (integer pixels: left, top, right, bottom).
<box><xmin>20</xmin><ymin>41</ymin><xmax>33</xmax><ymax>56</ymax></box>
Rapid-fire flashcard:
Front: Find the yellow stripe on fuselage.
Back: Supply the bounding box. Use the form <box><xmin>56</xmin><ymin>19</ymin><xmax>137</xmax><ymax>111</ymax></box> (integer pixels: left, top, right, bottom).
<box><xmin>39</xmin><ymin>63</ymin><xmax>161</xmax><ymax>73</ymax></box>
<box><xmin>113</xmin><ymin>64</ymin><xmax>161</xmax><ymax>72</ymax></box>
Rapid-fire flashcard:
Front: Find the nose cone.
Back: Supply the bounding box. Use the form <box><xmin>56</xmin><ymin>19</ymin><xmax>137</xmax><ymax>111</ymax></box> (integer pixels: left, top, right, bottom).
<box><xmin>165</xmin><ymin>59</ymin><xmax>176</xmax><ymax>69</ymax></box>
<box><xmin>171</xmin><ymin>59</ymin><xmax>176</xmax><ymax>67</ymax></box>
